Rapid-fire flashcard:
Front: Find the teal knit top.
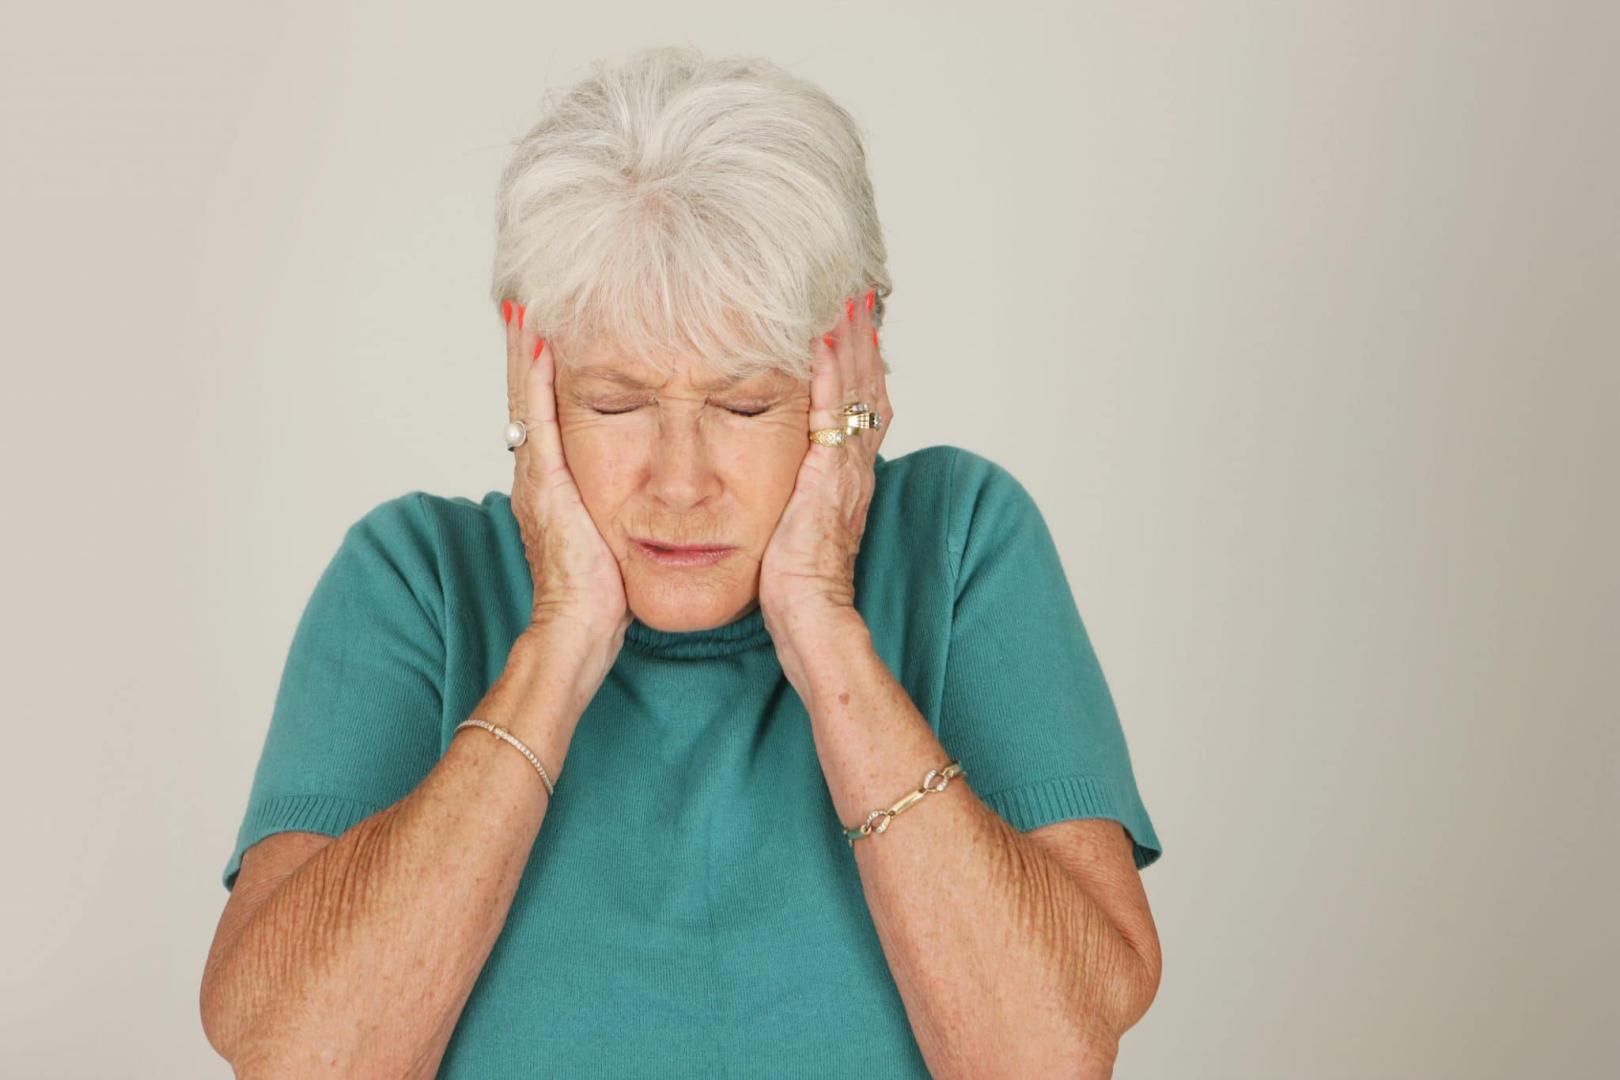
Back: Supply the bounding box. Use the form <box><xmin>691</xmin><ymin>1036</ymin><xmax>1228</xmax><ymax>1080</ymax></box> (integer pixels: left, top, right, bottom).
<box><xmin>221</xmin><ymin>443</ymin><xmax>1163</xmax><ymax>1077</ymax></box>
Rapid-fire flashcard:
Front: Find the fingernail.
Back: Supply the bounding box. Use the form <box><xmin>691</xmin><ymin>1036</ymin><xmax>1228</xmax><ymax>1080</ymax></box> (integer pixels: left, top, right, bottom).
<box><xmin>823</xmin><ymin>332</ymin><xmax>836</xmax><ymax>350</ymax></box>
<box><xmin>502</xmin><ymin>300</ymin><xmax>512</xmax><ymax>325</ymax></box>
<box><xmin>516</xmin><ymin>304</ymin><xmax>526</xmax><ymax>329</ymax></box>
<box><xmin>846</xmin><ymin>296</ymin><xmax>855</xmax><ymax>322</ymax></box>
<box><xmin>533</xmin><ymin>337</ymin><xmax>545</xmax><ymax>361</ymax></box>
<box><xmin>865</xmin><ymin>289</ymin><xmax>875</xmax><ymax>312</ymax></box>
<box><xmin>871</xmin><ymin>328</ymin><xmax>879</xmax><ymax>347</ymax></box>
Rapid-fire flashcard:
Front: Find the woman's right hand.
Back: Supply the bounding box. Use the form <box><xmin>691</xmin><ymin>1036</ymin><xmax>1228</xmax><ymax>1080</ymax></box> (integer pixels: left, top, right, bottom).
<box><xmin>503</xmin><ymin>300</ymin><xmax>631</xmax><ymax>645</ymax></box>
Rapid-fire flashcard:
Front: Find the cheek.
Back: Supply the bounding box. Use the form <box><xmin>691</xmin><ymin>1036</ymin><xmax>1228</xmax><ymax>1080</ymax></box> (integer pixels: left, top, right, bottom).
<box><xmin>558</xmin><ymin>424</ymin><xmax>638</xmax><ymax>514</ymax></box>
<box><xmin>731</xmin><ymin>423</ymin><xmax>808</xmax><ymax>524</ymax></box>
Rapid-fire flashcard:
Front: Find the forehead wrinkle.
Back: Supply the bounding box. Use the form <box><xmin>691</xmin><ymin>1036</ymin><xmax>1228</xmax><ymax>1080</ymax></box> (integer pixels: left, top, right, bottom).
<box><xmin>571</xmin><ymin>364</ymin><xmax>752</xmax><ymax>392</ymax></box>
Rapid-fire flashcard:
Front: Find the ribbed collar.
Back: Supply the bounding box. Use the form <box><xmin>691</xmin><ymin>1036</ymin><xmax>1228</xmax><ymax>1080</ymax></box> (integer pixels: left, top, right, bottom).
<box><xmin>621</xmin><ymin>602</ymin><xmax>773</xmax><ymax>659</ymax></box>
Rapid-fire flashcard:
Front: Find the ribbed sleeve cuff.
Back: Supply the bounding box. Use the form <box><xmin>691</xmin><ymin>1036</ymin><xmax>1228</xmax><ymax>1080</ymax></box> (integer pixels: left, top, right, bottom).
<box><xmin>976</xmin><ymin>773</ymin><xmax>1164</xmax><ymax>870</ymax></box>
<box><xmin>221</xmin><ymin>793</ymin><xmax>387</xmax><ymax>891</ymax></box>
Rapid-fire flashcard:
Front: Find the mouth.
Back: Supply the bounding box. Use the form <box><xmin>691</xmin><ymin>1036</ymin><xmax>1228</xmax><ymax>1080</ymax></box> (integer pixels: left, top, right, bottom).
<box><xmin>631</xmin><ymin>538</ymin><xmax>737</xmax><ymax>568</ymax></box>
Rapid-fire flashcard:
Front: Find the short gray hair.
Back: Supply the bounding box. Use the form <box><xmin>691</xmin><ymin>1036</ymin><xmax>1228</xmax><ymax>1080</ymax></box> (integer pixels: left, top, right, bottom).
<box><xmin>489</xmin><ymin>45</ymin><xmax>891</xmax><ymax>381</ymax></box>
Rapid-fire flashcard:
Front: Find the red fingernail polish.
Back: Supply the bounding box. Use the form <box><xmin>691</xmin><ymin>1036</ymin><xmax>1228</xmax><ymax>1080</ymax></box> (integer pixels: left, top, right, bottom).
<box><xmin>533</xmin><ymin>337</ymin><xmax>545</xmax><ymax>361</ymax></box>
<box><xmin>871</xmin><ymin>328</ymin><xmax>879</xmax><ymax>347</ymax></box>
<box><xmin>846</xmin><ymin>296</ymin><xmax>855</xmax><ymax>322</ymax></box>
<box><xmin>865</xmin><ymin>289</ymin><xmax>875</xmax><ymax>312</ymax></box>
<box><xmin>502</xmin><ymin>300</ymin><xmax>512</xmax><ymax>324</ymax></box>
<box><xmin>516</xmin><ymin>304</ymin><xmax>525</xmax><ymax>329</ymax></box>
<box><xmin>823</xmin><ymin>332</ymin><xmax>836</xmax><ymax>349</ymax></box>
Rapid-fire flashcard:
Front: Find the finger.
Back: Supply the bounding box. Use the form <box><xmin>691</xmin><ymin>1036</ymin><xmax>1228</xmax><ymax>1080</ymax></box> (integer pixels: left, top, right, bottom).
<box><xmin>808</xmin><ymin>329</ymin><xmax>847</xmax><ymax>449</ymax></box>
<box><xmin>850</xmin><ymin>288</ymin><xmax>881</xmax><ymax>398</ymax></box>
<box><xmin>868</xmin><ymin>287</ymin><xmax>892</xmax><ymax>378</ymax></box>
<box><xmin>835</xmin><ymin>295</ymin><xmax>859</xmax><ymax>399</ymax></box>
<box><xmin>849</xmin><ymin>287</ymin><xmax>891</xmax><ymax>457</ymax></box>
<box><xmin>503</xmin><ymin>298</ymin><xmax>528</xmax><ymax>423</ymax></box>
<box><xmin>517</xmin><ymin>334</ymin><xmax>569</xmax><ymax>482</ymax></box>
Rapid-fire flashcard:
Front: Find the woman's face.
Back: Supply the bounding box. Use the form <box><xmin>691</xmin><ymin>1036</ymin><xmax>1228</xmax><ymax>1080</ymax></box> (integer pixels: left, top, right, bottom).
<box><xmin>554</xmin><ymin>344</ymin><xmax>811</xmax><ymax>632</ymax></box>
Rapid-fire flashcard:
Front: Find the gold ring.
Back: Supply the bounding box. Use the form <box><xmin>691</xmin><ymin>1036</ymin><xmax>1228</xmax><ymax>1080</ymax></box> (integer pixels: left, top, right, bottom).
<box><xmin>842</xmin><ymin>402</ymin><xmax>881</xmax><ymax>432</ymax></box>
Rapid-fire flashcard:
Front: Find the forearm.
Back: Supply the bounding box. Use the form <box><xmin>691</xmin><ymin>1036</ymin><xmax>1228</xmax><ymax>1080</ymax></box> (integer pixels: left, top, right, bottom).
<box><xmin>781</xmin><ymin>612</ymin><xmax>1147</xmax><ymax>1079</ymax></box>
<box><xmin>206</xmin><ymin>625</ymin><xmax>610</xmax><ymax>1077</ymax></box>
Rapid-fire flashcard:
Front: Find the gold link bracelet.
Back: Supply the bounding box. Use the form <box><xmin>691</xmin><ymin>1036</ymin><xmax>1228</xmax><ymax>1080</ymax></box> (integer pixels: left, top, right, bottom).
<box><xmin>843</xmin><ymin>760</ymin><xmax>966</xmax><ymax>845</ymax></box>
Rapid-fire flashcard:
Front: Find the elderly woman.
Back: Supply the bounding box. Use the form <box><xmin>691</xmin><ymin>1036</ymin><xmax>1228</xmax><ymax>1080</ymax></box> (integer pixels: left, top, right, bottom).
<box><xmin>200</xmin><ymin>45</ymin><xmax>1163</xmax><ymax>1079</ymax></box>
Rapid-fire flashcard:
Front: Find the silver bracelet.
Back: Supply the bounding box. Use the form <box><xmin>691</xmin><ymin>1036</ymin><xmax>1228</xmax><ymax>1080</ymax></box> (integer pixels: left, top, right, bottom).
<box><xmin>454</xmin><ymin>718</ymin><xmax>556</xmax><ymax>798</ymax></box>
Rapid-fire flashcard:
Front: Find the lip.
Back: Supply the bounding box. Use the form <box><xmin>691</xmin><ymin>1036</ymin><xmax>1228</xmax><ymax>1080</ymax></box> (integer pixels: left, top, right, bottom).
<box><xmin>632</xmin><ymin>538</ymin><xmax>737</xmax><ymax>568</ymax></box>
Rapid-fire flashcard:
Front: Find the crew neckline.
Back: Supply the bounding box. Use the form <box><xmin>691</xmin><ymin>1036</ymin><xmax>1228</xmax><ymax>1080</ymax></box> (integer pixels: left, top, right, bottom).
<box><xmin>622</xmin><ymin>602</ymin><xmax>772</xmax><ymax>658</ymax></box>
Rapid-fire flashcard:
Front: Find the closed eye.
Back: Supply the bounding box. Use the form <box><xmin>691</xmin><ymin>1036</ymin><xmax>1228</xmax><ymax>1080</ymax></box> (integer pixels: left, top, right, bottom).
<box><xmin>590</xmin><ymin>403</ymin><xmax>770</xmax><ymax>417</ymax></box>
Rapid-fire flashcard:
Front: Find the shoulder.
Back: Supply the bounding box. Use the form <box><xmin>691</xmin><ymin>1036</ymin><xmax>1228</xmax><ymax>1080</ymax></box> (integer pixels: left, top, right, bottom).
<box><xmin>333</xmin><ymin>489</ymin><xmax>512</xmax><ymax>614</ymax></box>
<box><xmin>865</xmin><ymin>445</ymin><xmax>957</xmax><ymax>559</ymax></box>
<box><xmin>361</xmin><ymin>489</ymin><xmax>517</xmax><ymax>556</ymax></box>
<box><xmin>372</xmin><ymin>490</ymin><xmax>532</xmax><ymax>633</ymax></box>
<box><xmin>331</xmin><ymin>491</ymin><xmax>446</xmax><ymax>583</ymax></box>
<box><xmin>872</xmin><ymin>443</ymin><xmax>1023</xmax><ymax>507</ymax></box>
<box><xmin>874</xmin><ymin>443</ymin><xmax>1031</xmax><ymax>500</ymax></box>
<box><xmin>872</xmin><ymin>445</ymin><xmax>1043</xmax><ymax>563</ymax></box>
<box><xmin>857</xmin><ymin>445</ymin><xmax>1045</xmax><ymax>604</ymax></box>
<box><xmin>406</xmin><ymin>489</ymin><xmax>526</xmax><ymax>573</ymax></box>
<box><xmin>348</xmin><ymin>490</ymin><xmax>438</xmax><ymax>545</ymax></box>
<box><xmin>309</xmin><ymin>493</ymin><xmax>450</xmax><ymax>632</ymax></box>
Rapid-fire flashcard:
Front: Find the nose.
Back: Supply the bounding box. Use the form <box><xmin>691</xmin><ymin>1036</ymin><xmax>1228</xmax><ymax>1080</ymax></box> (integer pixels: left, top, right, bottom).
<box><xmin>643</xmin><ymin>403</ymin><xmax>722</xmax><ymax>512</ymax></box>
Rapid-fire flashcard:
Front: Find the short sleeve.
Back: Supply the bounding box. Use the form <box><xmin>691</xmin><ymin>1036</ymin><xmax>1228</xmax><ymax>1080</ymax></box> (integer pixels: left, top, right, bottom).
<box><xmin>939</xmin><ymin>449</ymin><xmax>1163</xmax><ymax>870</ymax></box>
<box><xmin>220</xmin><ymin>492</ymin><xmax>448</xmax><ymax>891</ymax></box>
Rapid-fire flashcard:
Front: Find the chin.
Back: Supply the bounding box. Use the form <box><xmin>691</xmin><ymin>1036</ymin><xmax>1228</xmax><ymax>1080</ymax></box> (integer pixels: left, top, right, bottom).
<box><xmin>628</xmin><ymin>588</ymin><xmax>758</xmax><ymax>632</ymax></box>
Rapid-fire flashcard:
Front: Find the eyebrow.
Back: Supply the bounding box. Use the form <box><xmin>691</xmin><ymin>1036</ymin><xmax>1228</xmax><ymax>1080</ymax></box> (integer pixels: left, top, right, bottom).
<box><xmin>572</xmin><ymin>365</ymin><xmax>752</xmax><ymax>392</ymax></box>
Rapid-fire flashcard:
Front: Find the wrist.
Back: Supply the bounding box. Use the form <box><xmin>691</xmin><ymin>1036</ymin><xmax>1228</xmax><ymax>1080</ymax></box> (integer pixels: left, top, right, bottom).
<box><xmin>770</xmin><ymin>605</ymin><xmax>873</xmax><ymax>697</ymax></box>
<box><xmin>492</xmin><ymin>623</ymin><xmax>616</xmax><ymax>732</ymax></box>
<box><xmin>524</xmin><ymin>609</ymin><xmax>624</xmax><ymax>664</ymax></box>
<box><xmin>763</xmin><ymin>598</ymin><xmax>862</xmax><ymax>645</ymax></box>
<box><xmin>527</xmin><ymin>603</ymin><xmax>628</xmax><ymax>649</ymax></box>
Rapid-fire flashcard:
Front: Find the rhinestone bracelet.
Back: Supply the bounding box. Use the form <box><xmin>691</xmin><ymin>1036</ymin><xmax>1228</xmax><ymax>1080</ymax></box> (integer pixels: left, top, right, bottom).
<box><xmin>843</xmin><ymin>760</ymin><xmax>966</xmax><ymax>845</ymax></box>
<box><xmin>454</xmin><ymin>718</ymin><xmax>556</xmax><ymax>798</ymax></box>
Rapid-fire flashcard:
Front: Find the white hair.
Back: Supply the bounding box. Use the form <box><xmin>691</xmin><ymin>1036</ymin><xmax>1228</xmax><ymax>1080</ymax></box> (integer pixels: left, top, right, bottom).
<box><xmin>489</xmin><ymin>45</ymin><xmax>892</xmax><ymax>381</ymax></box>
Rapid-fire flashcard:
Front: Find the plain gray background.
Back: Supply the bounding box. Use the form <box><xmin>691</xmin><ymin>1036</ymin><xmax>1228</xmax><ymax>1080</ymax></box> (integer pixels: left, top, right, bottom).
<box><xmin>3</xmin><ymin>2</ymin><xmax>1615</xmax><ymax>1077</ymax></box>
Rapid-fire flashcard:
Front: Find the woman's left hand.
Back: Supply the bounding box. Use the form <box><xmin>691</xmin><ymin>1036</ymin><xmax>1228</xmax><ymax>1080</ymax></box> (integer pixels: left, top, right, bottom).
<box><xmin>758</xmin><ymin>290</ymin><xmax>893</xmax><ymax>641</ymax></box>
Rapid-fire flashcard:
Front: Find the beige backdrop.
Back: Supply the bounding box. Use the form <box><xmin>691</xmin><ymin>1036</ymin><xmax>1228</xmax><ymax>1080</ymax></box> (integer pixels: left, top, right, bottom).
<box><xmin>3</xmin><ymin>1</ymin><xmax>1615</xmax><ymax>1077</ymax></box>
